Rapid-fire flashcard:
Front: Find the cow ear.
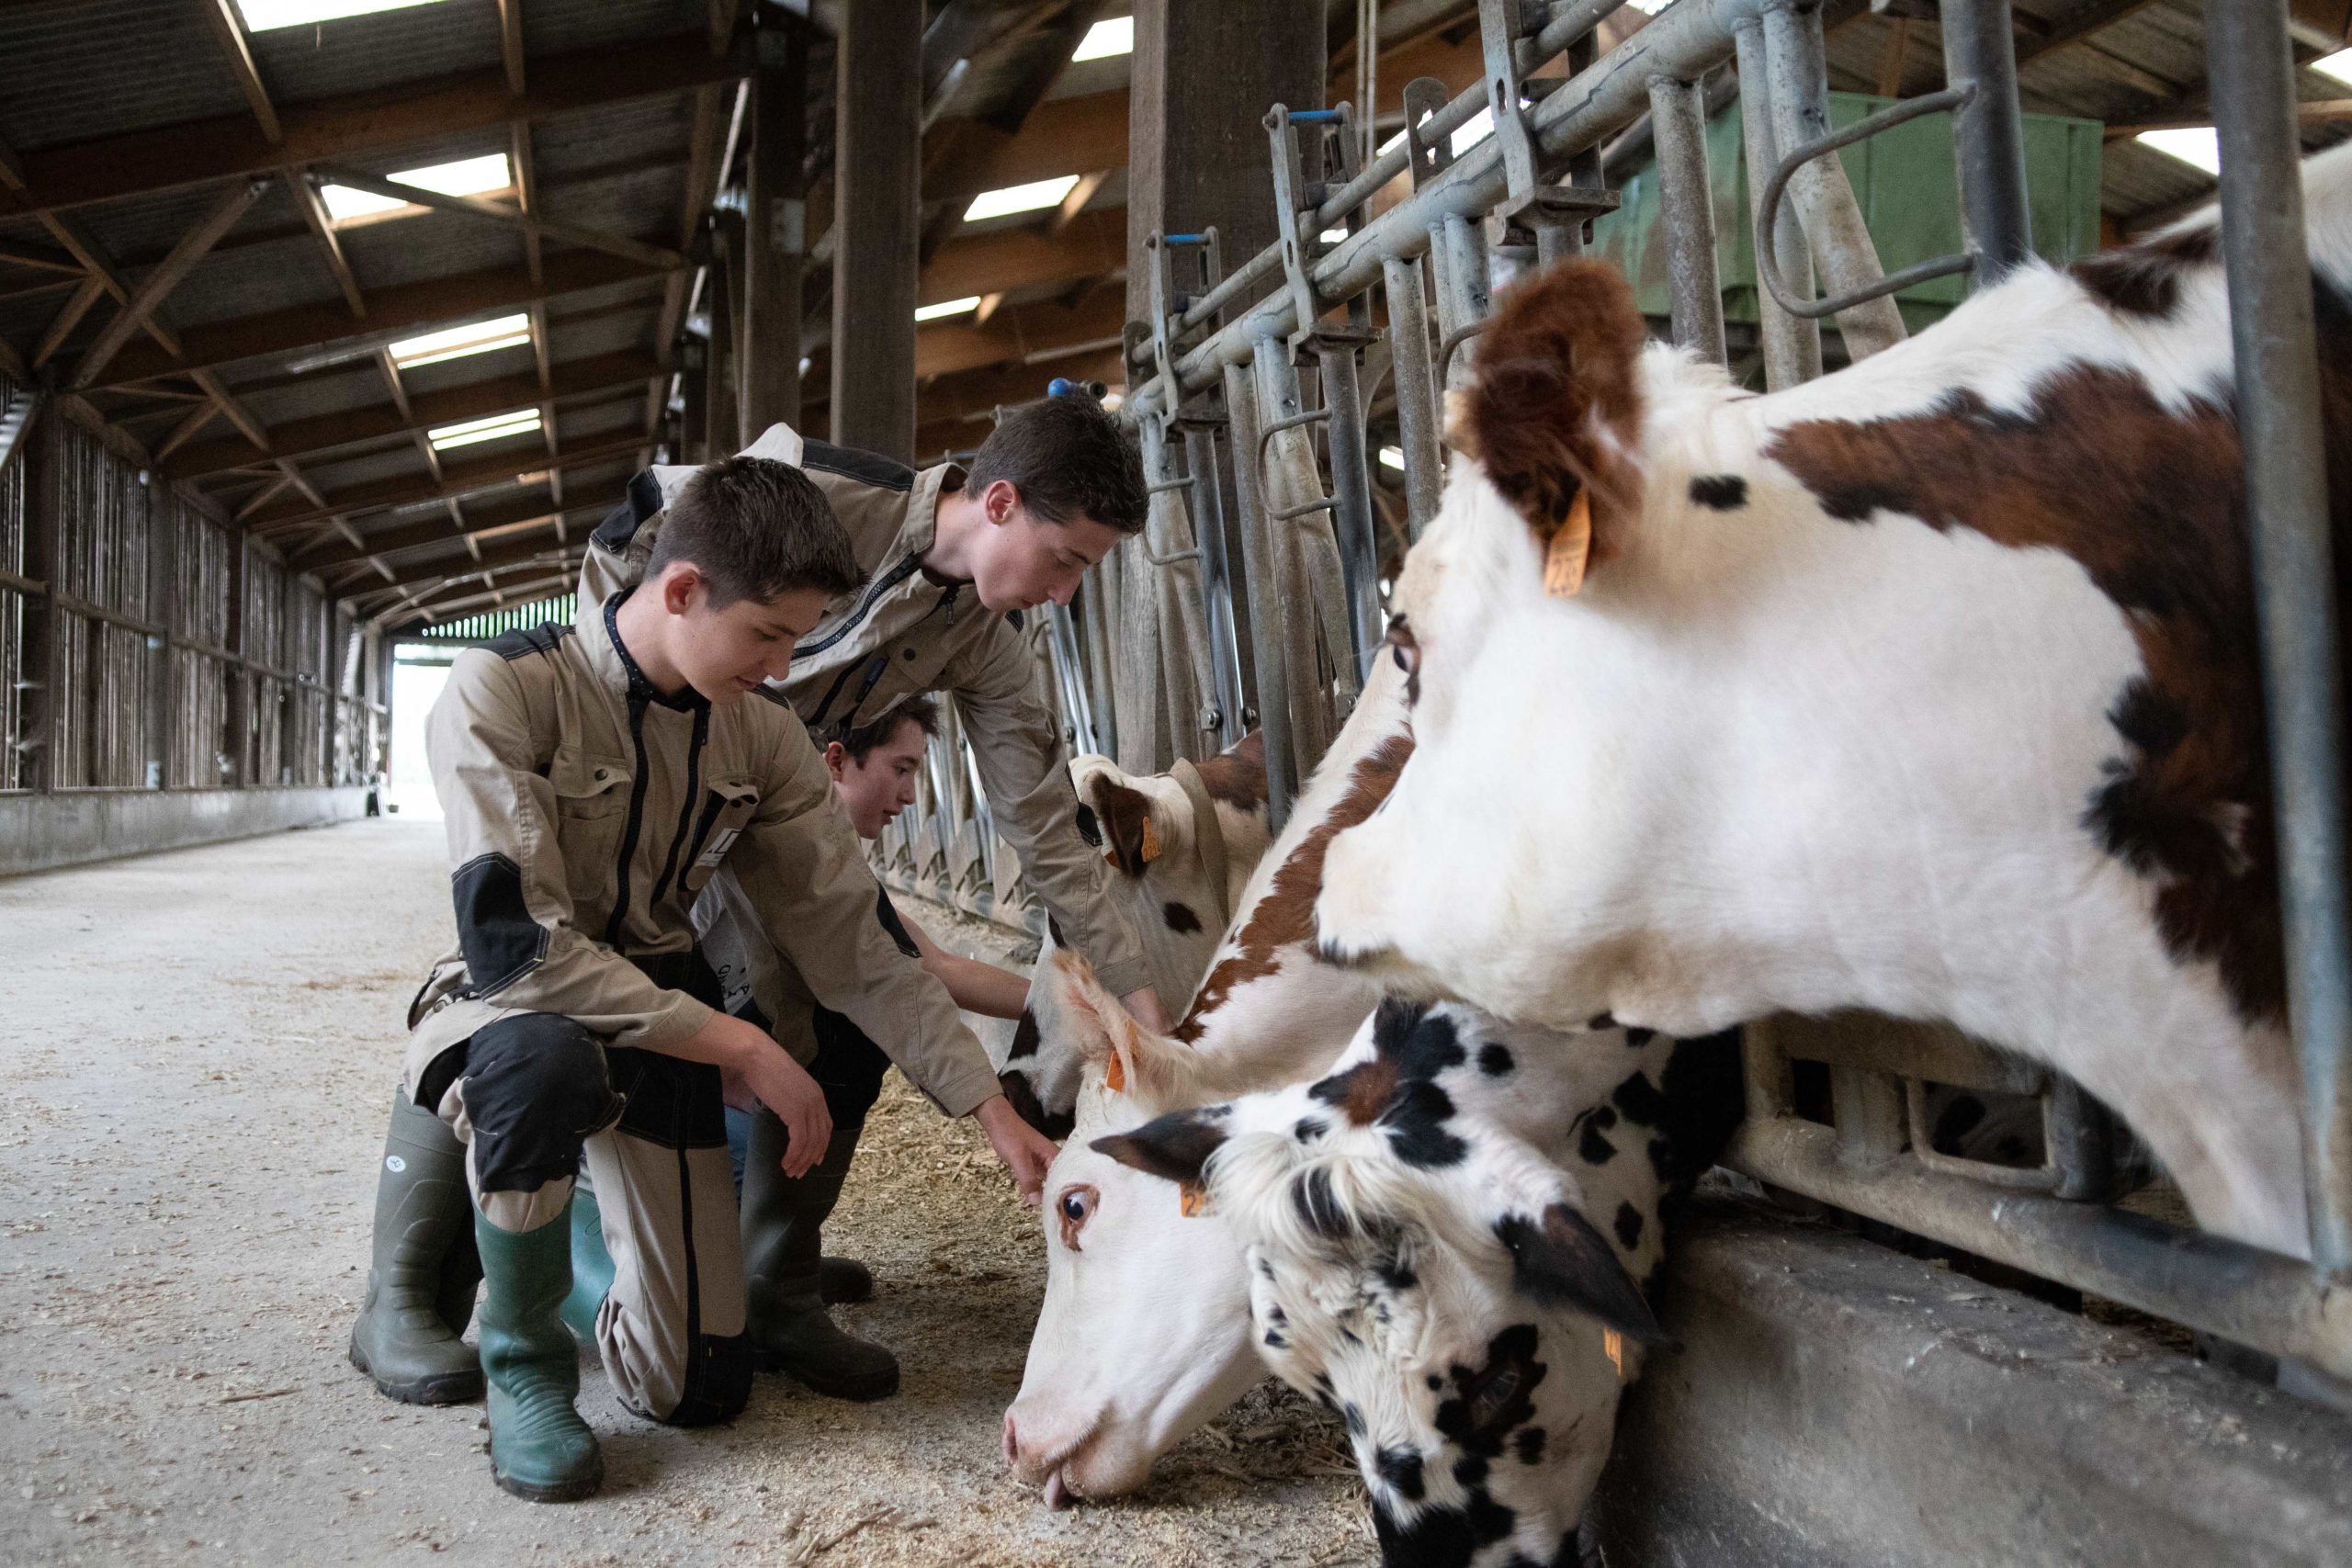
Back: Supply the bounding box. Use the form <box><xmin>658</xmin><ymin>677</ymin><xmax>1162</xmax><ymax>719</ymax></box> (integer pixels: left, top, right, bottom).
<box><xmin>1076</xmin><ymin>764</ymin><xmax>1165</xmax><ymax>878</ymax></box>
<box><xmin>1463</xmin><ymin>259</ymin><xmax>1648</xmax><ymax>581</ymax></box>
<box><xmin>1046</xmin><ymin>948</ymin><xmax>1200</xmax><ymax>1107</ymax></box>
<box><xmin>1092</xmin><ymin>1108</ymin><xmax>1230</xmax><ymax>1198</ymax></box>
<box><xmin>1495</xmin><ymin>1203</ymin><xmax>1668</xmax><ymax>1348</ymax></box>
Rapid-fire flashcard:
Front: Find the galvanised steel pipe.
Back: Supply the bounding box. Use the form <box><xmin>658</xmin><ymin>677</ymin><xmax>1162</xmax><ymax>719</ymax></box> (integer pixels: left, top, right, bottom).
<box><xmin>1646</xmin><ymin>73</ymin><xmax>1728</xmax><ymax>367</ymax></box>
<box><xmin>1939</xmin><ymin>0</ymin><xmax>2034</xmax><ymax>281</ymax></box>
<box><xmin>1128</xmin><ymin>0</ymin><xmax>1763</xmax><ymax>422</ymax></box>
<box><xmin>1222</xmin><ymin>358</ymin><xmax>1296</xmax><ymax>831</ymax></box>
<box><xmin>1382</xmin><ymin>254</ymin><xmax>1447</xmax><ymax>538</ymax></box>
<box><xmin>2207</xmin><ymin>0</ymin><xmax>2352</xmax><ymax>1280</ymax></box>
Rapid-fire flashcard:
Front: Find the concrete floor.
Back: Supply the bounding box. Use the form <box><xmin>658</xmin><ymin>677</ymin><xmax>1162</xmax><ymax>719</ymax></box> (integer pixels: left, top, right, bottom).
<box><xmin>0</xmin><ymin>818</ymin><xmax>1366</xmax><ymax>1567</ymax></box>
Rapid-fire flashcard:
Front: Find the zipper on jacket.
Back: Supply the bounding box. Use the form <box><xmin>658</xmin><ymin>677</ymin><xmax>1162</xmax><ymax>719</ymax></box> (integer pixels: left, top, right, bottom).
<box><xmin>798</xmin><ymin>551</ymin><xmax>924</xmax><ymax>659</ymax></box>
<box><xmin>647</xmin><ymin>705</ymin><xmax>711</xmax><ymax>908</ymax></box>
<box><xmin>603</xmin><ymin>694</ymin><xmax>654</xmax><ymax>950</ymax></box>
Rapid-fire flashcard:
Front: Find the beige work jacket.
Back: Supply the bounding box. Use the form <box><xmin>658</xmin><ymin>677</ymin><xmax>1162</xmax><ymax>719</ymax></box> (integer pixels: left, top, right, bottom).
<box><xmin>401</xmin><ymin>588</ymin><xmax>1000</xmax><ymax>1118</ymax></box>
<box><xmin>582</xmin><ymin>423</ymin><xmax>1149</xmax><ymax>999</ymax></box>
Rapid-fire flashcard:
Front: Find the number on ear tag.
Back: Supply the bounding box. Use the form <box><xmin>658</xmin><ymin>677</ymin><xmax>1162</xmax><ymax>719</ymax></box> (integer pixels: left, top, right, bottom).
<box><xmin>1544</xmin><ymin>490</ymin><xmax>1592</xmax><ymax>599</ymax></box>
<box><xmin>1180</xmin><ymin>1180</ymin><xmax>1209</xmax><ymax>1216</ymax></box>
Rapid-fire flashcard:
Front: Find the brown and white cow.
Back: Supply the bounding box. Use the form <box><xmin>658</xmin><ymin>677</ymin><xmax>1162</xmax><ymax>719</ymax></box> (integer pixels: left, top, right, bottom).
<box><xmin>1314</xmin><ymin>144</ymin><xmax>2352</xmax><ymax>1259</ymax></box>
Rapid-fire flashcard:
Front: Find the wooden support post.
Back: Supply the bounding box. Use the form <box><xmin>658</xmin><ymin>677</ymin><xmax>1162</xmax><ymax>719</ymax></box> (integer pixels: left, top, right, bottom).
<box><xmin>148</xmin><ymin>478</ymin><xmax>175</xmax><ymax>790</ymax></box>
<box><xmin>830</xmin><ymin>0</ymin><xmax>922</xmax><ymax>462</ymax></box>
<box><xmin>741</xmin><ymin>15</ymin><xmax>808</xmax><ymax>436</ymax></box>
<box><xmin>706</xmin><ymin>216</ymin><xmax>741</xmax><ymax>457</ymax></box>
<box><xmin>224</xmin><ymin>533</ymin><xmax>248</xmax><ymax>787</ymax></box>
<box><xmin>21</xmin><ymin>412</ymin><xmax>58</xmax><ymax>792</ymax></box>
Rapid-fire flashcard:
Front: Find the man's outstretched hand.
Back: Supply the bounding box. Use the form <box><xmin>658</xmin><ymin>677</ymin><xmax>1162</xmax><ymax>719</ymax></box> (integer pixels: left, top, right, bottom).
<box><xmin>972</xmin><ymin>1093</ymin><xmax>1060</xmax><ymax>1204</ymax></box>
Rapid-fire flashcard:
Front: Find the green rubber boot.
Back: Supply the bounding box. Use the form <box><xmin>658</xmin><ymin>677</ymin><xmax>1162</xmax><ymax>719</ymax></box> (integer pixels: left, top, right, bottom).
<box><xmin>741</xmin><ymin>1112</ymin><xmax>899</xmax><ymax>1401</ymax></box>
<box><xmin>348</xmin><ymin>1092</ymin><xmax>486</xmax><ymax>1405</ymax></box>
<box><xmin>475</xmin><ymin>1203</ymin><xmax>602</xmax><ymax>1503</ymax></box>
<box><xmin>559</xmin><ymin>1183</ymin><xmax>614</xmax><ymax>1346</ymax></box>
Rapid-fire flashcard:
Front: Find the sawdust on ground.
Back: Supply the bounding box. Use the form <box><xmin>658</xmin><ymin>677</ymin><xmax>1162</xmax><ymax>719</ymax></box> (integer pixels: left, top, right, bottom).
<box><xmin>0</xmin><ymin>817</ymin><xmax>1372</xmax><ymax>1567</ymax></box>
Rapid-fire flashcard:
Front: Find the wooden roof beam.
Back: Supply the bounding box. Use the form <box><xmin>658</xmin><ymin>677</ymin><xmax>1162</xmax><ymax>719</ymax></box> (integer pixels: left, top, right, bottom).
<box><xmin>308</xmin><ymin>163</ymin><xmax>684</xmax><ymax>272</ymax></box>
<box><xmin>87</xmin><ymin>248</ymin><xmax>674</xmax><ymax>391</ymax></box>
<box><xmin>73</xmin><ymin>178</ymin><xmax>268</xmax><ymax>389</ymax></box>
<box><xmin>167</xmin><ymin>349</ymin><xmax>660</xmax><ymax>479</ymax></box>
<box><xmin>243</xmin><ymin>429</ymin><xmax>649</xmax><ymax>534</ymax></box>
<box><xmin>2</xmin><ymin>32</ymin><xmax>747</xmax><ymax>224</ymax></box>
<box><xmin>198</xmin><ymin>0</ymin><xmax>284</xmax><ymax>145</ymax></box>
<box><xmin>497</xmin><ymin>0</ymin><xmax>527</xmax><ymax>96</ymax></box>
<box><xmin>288</xmin><ymin>170</ymin><xmax>367</xmax><ymax>318</ymax></box>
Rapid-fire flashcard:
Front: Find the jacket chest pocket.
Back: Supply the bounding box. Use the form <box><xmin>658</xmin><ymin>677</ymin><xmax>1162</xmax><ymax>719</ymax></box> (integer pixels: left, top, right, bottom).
<box><xmin>548</xmin><ymin>748</ymin><xmax>633</xmax><ymax>908</ymax></box>
<box><xmin>682</xmin><ymin>776</ymin><xmax>761</xmax><ymax>894</ymax></box>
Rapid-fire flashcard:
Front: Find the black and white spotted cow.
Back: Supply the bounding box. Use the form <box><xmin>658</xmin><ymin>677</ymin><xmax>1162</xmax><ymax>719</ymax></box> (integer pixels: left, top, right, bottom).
<box><xmin>1091</xmin><ymin>998</ymin><xmax>1742</xmax><ymax>1568</ymax></box>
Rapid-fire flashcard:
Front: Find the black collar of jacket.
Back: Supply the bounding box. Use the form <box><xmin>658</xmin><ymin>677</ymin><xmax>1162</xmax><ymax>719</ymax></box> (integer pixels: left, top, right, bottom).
<box><xmin>603</xmin><ymin>592</ymin><xmax>708</xmax><ymax>713</ymax></box>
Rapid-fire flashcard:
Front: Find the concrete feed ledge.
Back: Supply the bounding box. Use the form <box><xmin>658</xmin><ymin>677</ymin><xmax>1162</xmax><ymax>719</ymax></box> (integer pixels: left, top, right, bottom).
<box><xmin>1592</xmin><ymin>1202</ymin><xmax>2352</xmax><ymax>1567</ymax></box>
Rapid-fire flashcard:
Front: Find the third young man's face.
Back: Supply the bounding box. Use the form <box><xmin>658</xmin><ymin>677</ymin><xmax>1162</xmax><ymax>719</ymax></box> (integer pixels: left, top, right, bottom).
<box><xmin>681</xmin><ymin>583</ymin><xmax>834</xmax><ymax>703</ymax></box>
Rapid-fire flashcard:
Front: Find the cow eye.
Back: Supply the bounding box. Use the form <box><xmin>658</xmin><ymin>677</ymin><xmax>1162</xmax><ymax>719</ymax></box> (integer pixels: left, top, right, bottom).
<box><xmin>1057</xmin><ymin>1184</ymin><xmax>1099</xmax><ymax>1251</ymax></box>
<box><xmin>1385</xmin><ymin>617</ymin><xmax>1419</xmax><ymax>676</ymax></box>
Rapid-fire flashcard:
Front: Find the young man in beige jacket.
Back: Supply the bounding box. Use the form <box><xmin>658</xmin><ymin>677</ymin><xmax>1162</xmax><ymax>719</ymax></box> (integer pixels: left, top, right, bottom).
<box><xmin>348</xmin><ymin>458</ymin><xmax>1056</xmax><ymax>1502</ymax></box>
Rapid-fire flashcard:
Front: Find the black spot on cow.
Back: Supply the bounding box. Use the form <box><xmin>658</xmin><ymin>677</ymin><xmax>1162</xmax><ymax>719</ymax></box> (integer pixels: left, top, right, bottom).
<box><xmin>1374</xmin><ymin>1249</ymin><xmax>1419</xmax><ymax>1293</ymax></box>
<box><xmin>1266</xmin><ymin>1303</ymin><xmax>1287</xmax><ymax>1325</ymax></box>
<box><xmin>2068</xmin><ymin>225</ymin><xmax>2216</xmax><ymax>321</ymax></box>
<box><xmin>1373</xmin><ymin>1495</ymin><xmax>1518</xmax><ymax>1568</ymax></box>
<box><xmin>1513</xmin><ymin>1426</ymin><xmax>1547</xmax><ymax>1465</ymax></box>
<box><xmin>1264</xmin><ymin>1327</ymin><xmax>1288</xmax><ymax>1349</ymax></box>
<box><xmin>1294</xmin><ymin>1114</ymin><xmax>1329</xmax><ymax>1143</ymax></box>
<box><xmin>1689</xmin><ymin>474</ymin><xmax>1749</xmax><ymax>510</ymax></box>
<box><xmin>1623</xmin><ymin>1027</ymin><xmax>1654</xmax><ymax>1047</ymax></box>
<box><xmin>1435</xmin><ymin>1324</ymin><xmax>1547</xmax><ymax>1458</ymax></box>
<box><xmin>1376</xmin><ymin>1447</ymin><xmax>1427</xmax><ymax>1502</ymax></box>
<box><xmin>1371</xmin><ymin>996</ymin><xmax>1431</xmax><ymax>1057</ymax></box>
<box><xmin>1575</xmin><ymin>1105</ymin><xmax>1619</xmax><ymax>1167</ymax></box>
<box><xmin>1006</xmin><ymin>1008</ymin><xmax>1040</xmax><ymax>1060</ymax></box>
<box><xmin>1586</xmin><ymin>1012</ymin><xmax>1616</xmax><ymax>1032</ymax></box>
<box><xmin>1163</xmin><ymin>900</ymin><xmax>1203</xmax><ymax>934</ymax></box>
<box><xmin>1613</xmin><ymin>1201</ymin><xmax>1645</xmax><ymax>1251</ymax></box>
<box><xmin>996</xmin><ymin>1069</ymin><xmax>1073</xmax><ymax>1140</ymax></box>
<box><xmin>1611</xmin><ymin>1069</ymin><xmax>1668</xmax><ymax>1128</ymax></box>
<box><xmin>1453</xmin><ymin>1454</ymin><xmax>1489</xmax><ymax>1489</ymax></box>
<box><xmin>1426</xmin><ymin>1373</ymin><xmax>1444</xmax><ymax>1391</ymax></box>
<box><xmin>1295</xmin><ymin>1166</ymin><xmax>1351</xmax><ymax>1238</ymax></box>
<box><xmin>1385</xmin><ymin>1077</ymin><xmax>1469</xmax><ymax>1168</ymax></box>
<box><xmin>1391</xmin><ymin>1009</ymin><xmax>1468</xmax><ymax>1079</ymax></box>
<box><xmin>1478</xmin><ymin>1043</ymin><xmax>1515</xmax><ymax>1077</ymax></box>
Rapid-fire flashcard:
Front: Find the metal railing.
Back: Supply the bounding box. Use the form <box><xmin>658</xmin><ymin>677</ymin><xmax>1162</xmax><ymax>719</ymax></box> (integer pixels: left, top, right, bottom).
<box><xmin>1038</xmin><ymin>0</ymin><xmax>2352</xmax><ymax>1404</ymax></box>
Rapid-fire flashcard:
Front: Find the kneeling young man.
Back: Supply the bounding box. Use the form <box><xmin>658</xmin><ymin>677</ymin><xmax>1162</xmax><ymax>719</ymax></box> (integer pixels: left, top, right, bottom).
<box><xmin>368</xmin><ymin>458</ymin><xmax>1038</xmax><ymax>1502</ymax></box>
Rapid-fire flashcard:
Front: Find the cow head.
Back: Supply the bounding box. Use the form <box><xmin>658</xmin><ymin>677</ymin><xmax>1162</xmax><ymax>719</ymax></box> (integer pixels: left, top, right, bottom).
<box><xmin>1000</xmin><ymin>736</ymin><xmax>1276</xmax><ymax>1137</ymax></box>
<box><xmin>1093</xmin><ymin>1000</ymin><xmax>1668</xmax><ymax>1568</ymax></box>
<box><xmin>1002</xmin><ymin>950</ymin><xmax>1263</xmax><ymax>1506</ymax></box>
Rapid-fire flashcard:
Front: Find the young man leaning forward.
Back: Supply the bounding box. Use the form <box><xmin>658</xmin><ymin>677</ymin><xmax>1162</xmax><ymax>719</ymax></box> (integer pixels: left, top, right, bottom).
<box><xmin>352</xmin><ymin>459</ymin><xmax>1050</xmax><ymax>1501</ymax></box>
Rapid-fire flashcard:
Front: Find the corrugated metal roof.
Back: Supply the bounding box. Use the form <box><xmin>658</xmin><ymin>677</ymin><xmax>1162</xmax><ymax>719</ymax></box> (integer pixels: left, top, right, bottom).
<box><xmin>251</xmin><ymin>0</ymin><xmax>504</xmax><ymax>107</ymax></box>
<box><xmin>524</xmin><ymin>0</ymin><xmax>697</xmax><ymax>60</ymax></box>
<box><xmin>0</xmin><ymin>0</ymin><xmax>248</xmax><ymax>152</ymax></box>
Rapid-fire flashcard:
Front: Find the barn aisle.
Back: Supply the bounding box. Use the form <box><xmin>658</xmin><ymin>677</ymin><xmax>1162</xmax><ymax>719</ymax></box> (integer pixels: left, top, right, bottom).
<box><xmin>0</xmin><ymin>818</ymin><xmax>1365</xmax><ymax>1566</ymax></box>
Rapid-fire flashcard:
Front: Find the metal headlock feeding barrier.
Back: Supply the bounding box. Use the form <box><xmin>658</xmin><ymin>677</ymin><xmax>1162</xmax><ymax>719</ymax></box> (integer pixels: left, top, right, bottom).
<box><xmin>876</xmin><ymin>0</ymin><xmax>2352</xmax><ymax>1404</ymax></box>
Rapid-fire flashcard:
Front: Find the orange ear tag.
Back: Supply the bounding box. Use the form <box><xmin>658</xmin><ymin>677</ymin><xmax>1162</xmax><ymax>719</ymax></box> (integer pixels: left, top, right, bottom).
<box><xmin>1544</xmin><ymin>490</ymin><xmax>1592</xmax><ymax>599</ymax></box>
<box><xmin>1179</xmin><ymin>1180</ymin><xmax>1209</xmax><ymax>1217</ymax></box>
<box><xmin>1103</xmin><ymin>1050</ymin><xmax>1125</xmax><ymax>1093</ymax></box>
<box><xmin>1139</xmin><ymin>817</ymin><xmax>1162</xmax><ymax>863</ymax></box>
<box><xmin>1601</xmin><ymin>1326</ymin><xmax>1627</xmax><ymax>1379</ymax></box>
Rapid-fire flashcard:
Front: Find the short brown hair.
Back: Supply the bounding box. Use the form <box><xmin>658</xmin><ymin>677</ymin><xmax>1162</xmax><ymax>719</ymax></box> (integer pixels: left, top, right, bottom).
<box><xmin>968</xmin><ymin>395</ymin><xmax>1147</xmax><ymax>536</ymax></box>
<box><xmin>831</xmin><ymin>694</ymin><xmax>939</xmax><ymax>763</ymax></box>
<box><xmin>649</xmin><ymin>456</ymin><xmax>866</xmax><ymax>606</ymax></box>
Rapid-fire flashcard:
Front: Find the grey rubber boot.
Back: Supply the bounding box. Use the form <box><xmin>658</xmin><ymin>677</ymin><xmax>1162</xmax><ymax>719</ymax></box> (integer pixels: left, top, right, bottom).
<box><xmin>349</xmin><ymin>1091</ymin><xmax>486</xmax><ymax>1405</ymax></box>
<box><xmin>475</xmin><ymin>1201</ymin><xmax>603</xmax><ymax>1503</ymax></box>
<box><xmin>741</xmin><ymin>1111</ymin><xmax>899</xmax><ymax>1400</ymax></box>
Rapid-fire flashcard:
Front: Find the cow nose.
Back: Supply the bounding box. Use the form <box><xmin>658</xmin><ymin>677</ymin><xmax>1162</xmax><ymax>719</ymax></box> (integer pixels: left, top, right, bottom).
<box><xmin>1002</xmin><ymin>1409</ymin><xmax>1020</xmax><ymax>1467</ymax></box>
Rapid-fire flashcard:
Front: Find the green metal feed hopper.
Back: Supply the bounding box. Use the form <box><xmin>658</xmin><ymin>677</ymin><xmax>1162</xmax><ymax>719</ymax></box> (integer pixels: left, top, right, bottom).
<box><xmin>1589</xmin><ymin>91</ymin><xmax>2105</xmax><ymax>339</ymax></box>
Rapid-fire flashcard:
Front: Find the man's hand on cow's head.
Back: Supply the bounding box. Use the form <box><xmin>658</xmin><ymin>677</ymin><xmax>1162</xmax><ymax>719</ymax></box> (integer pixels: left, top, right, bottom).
<box><xmin>1119</xmin><ymin>986</ymin><xmax>1172</xmax><ymax>1036</ymax></box>
<box><xmin>974</xmin><ymin>1093</ymin><xmax>1061</xmax><ymax>1205</ymax></box>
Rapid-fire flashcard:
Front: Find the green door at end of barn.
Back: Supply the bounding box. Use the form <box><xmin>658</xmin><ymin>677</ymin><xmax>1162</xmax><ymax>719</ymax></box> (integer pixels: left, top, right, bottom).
<box><xmin>1589</xmin><ymin>91</ymin><xmax>2105</xmax><ymax>339</ymax></box>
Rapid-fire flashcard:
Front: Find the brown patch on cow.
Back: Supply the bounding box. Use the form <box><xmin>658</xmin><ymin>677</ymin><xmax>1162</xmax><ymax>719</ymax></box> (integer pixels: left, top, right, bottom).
<box><xmin>1763</xmin><ymin>281</ymin><xmax>2352</xmax><ymax>1025</ymax></box>
<box><xmin>1322</xmin><ymin>1055</ymin><xmax>1402</xmax><ymax>1127</ymax></box>
<box><xmin>1460</xmin><ymin>258</ymin><xmax>1648</xmax><ymax>574</ymax></box>
<box><xmin>1174</xmin><ymin>731</ymin><xmax>1417</xmax><ymax>1043</ymax></box>
<box><xmin>1089</xmin><ymin>776</ymin><xmax>1159</xmax><ymax>877</ymax></box>
<box><xmin>1195</xmin><ymin>729</ymin><xmax>1269</xmax><ymax>811</ymax></box>
<box><xmin>2069</xmin><ymin>221</ymin><xmax>2221</xmax><ymax>321</ymax></box>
